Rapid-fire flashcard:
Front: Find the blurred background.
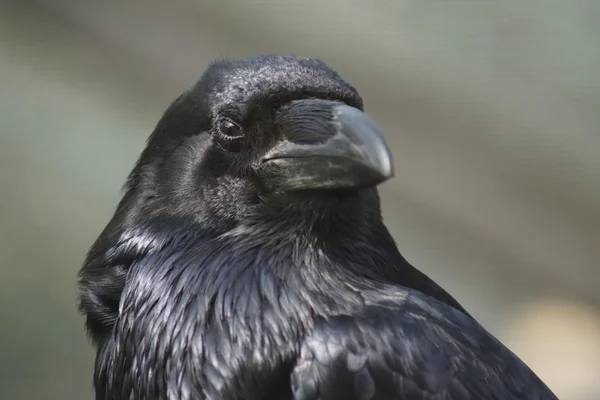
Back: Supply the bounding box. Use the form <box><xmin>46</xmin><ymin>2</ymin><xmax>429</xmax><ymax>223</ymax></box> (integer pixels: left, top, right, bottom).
<box><xmin>1</xmin><ymin>0</ymin><xmax>599</xmax><ymax>398</ymax></box>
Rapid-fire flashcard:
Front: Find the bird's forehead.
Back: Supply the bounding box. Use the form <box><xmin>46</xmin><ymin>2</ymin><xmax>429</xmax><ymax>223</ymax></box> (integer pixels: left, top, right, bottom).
<box><xmin>207</xmin><ymin>56</ymin><xmax>363</xmax><ymax>111</ymax></box>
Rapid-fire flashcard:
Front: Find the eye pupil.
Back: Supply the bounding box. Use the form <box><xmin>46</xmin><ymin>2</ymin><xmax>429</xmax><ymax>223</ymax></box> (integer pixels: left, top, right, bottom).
<box><xmin>218</xmin><ymin>118</ymin><xmax>242</xmax><ymax>139</ymax></box>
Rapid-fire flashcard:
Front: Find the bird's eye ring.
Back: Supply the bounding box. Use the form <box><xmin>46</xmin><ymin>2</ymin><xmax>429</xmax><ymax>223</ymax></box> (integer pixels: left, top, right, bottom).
<box><xmin>217</xmin><ymin>118</ymin><xmax>244</xmax><ymax>140</ymax></box>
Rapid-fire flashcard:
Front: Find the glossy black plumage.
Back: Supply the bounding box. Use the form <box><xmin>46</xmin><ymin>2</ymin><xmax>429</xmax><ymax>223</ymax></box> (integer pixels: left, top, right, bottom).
<box><xmin>78</xmin><ymin>54</ymin><xmax>557</xmax><ymax>399</ymax></box>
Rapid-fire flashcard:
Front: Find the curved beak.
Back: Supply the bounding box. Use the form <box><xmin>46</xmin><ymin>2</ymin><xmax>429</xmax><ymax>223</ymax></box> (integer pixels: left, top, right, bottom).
<box><xmin>260</xmin><ymin>99</ymin><xmax>394</xmax><ymax>191</ymax></box>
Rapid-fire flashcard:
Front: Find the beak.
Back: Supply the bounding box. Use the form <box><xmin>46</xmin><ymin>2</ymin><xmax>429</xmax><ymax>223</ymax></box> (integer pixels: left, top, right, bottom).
<box><xmin>260</xmin><ymin>99</ymin><xmax>393</xmax><ymax>191</ymax></box>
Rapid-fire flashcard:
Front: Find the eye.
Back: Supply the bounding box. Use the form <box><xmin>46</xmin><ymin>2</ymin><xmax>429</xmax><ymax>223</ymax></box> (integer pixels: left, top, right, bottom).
<box><xmin>217</xmin><ymin>118</ymin><xmax>244</xmax><ymax>140</ymax></box>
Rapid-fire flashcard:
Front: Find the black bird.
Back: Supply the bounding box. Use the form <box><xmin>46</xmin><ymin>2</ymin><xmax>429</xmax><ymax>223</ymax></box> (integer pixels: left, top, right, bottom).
<box><xmin>79</xmin><ymin>54</ymin><xmax>557</xmax><ymax>399</ymax></box>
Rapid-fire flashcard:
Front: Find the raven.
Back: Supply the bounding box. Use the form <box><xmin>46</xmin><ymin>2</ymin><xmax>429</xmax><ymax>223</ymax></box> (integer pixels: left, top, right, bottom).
<box><xmin>79</xmin><ymin>54</ymin><xmax>557</xmax><ymax>399</ymax></box>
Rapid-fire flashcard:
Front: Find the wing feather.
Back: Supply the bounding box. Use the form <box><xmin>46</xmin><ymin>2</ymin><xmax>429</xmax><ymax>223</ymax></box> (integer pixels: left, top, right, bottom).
<box><xmin>291</xmin><ymin>292</ymin><xmax>557</xmax><ymax>400</ymax></box>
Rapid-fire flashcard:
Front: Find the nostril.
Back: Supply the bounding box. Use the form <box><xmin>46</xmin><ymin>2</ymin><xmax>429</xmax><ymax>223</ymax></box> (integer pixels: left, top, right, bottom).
<box><xmin>276</xmin><ymin>99</ymin><xmax>341</xmax><ymax>145</ymax></box>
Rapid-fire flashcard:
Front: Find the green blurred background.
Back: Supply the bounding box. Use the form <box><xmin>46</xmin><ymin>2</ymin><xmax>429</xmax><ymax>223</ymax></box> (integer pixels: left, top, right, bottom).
<box><xmin>1</xmin><ymin>1</ymin><xmax>599</xmax><ymax>399</ymax></box>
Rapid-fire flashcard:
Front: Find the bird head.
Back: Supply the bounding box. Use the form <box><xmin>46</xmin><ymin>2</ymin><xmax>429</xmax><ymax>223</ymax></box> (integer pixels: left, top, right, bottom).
<box><xmin>122</xmin><ymin>54</ymin><xmax>393</xmax><ymax>228</ymax></box>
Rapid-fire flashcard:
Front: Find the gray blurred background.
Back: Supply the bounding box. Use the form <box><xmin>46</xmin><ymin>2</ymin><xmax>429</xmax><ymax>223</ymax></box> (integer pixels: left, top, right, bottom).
<box><xmin>1</xmin><ymin>1</ymin><xmax>599</xmax><ymax>399</ymax></box>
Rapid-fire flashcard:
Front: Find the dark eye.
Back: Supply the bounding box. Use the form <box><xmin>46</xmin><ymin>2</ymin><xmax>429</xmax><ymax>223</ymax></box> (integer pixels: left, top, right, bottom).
<box><xmin>217</xmin><ymin>118</ymin><xmax>243</xmax><ymax>140</ymax></box>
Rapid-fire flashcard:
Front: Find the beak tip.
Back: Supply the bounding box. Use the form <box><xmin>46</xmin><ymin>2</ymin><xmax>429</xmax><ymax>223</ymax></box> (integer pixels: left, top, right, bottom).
<box><xmin>374</xmin><ymin>160</ymin><xmax>394</xmax><ymax>186</ymax></box>
<box><xmin>382</xmin><ymin>164</ymin><xmax>394</xmax><ymax>181</ymax></box>
<box><xmin>335</xmin><ymin>104</ymin><xmax>394</xmax><ymax>183</ymax></box>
